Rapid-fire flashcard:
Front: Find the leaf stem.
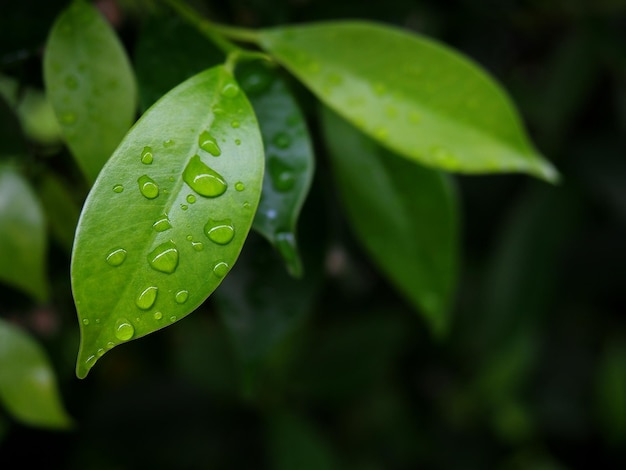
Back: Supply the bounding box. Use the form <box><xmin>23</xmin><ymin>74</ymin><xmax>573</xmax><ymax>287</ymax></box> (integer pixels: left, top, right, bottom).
<box><xmin>210</xmin><ymin>23</ymin><xmax>261</xmax><ymax>44</ymax></box>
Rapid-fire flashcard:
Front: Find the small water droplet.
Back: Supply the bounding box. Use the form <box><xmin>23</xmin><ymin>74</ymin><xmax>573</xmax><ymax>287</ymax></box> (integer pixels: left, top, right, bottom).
<box><xmin>235</xmin><ymin>182</ymin><xmax>245</xmax><ymax>191</ymax></box>
<box><xmin>175</xmin><ymin>290</ymin><xmax>189</xmax><ymax>304</ymax></box>
<box><xmin>192</xmin><ymin>241</ymin><xmax>204</xmax><ymax>251</ymax></box>
<box><xmin>136</xmin><ymin>286</ymin><xmax>158</xmax><ymax>310</ymax></box>
<box><xmin>163</xmin><ymin>139</ymin><xmax>175</xmax><ymax>147</ymax></box>
<box><xmin>115</xmin><ymin>320</ymin><xmax>135</xmax><ymax>341</ymax></box>
<box><xmin>272</xmin><ymin>132</ymin><xmax>291</xmax><ymax>149</ymax></box>
<box><xmin>213</xmin><ymin>105</ymin><xmax>225</xmax><ymax>115</ymax></box>
<box><xmin>95</xmin><ymin>318</ymin><xmax>101</xmax><ymax>324</ymax></box>
<box><xmin>96</xmin><ymin>348</ymin><xmax>105</xmax><ymax>357</ymax></box>
<box><xmin>204</xmin><ymin>218</ymin><xmax>235</xmax><ymax>245</ymax></box>
<box><xmin>137</xmin><ymin>175</ymin><xmax>159</xmax><ymax>199</ymax></box>
<box><xmin>269</xmin><ymin>157</ymin><xmax>296</xmax><ymax>192</ymax></box>
<box><xmin>152</xmin><ymin>214</ymin><xmax>172</xmax><ymax>232</ymax></box>
<box><xmin>235</xmin><ymin>139</ymin><xmax>241</xmax><ymax>146</ymax></box>
<box><xmin>85</xmin><ymin>355</ymin><xmax>96</xmax><ymax>366</ymax></box>
<box><xmin>198</xmin><ymin>131</ymin><xmax>221</xmax><ymax>156</ymax></box>
<box><xmin>82</xmin><ymin>318</ymin><xmax>90</xmax><ymax>326</ymax></box>
<box><xmin>148</xmin><ymin>240</ymin><xmax>179</xmax><ymax>274</ymax></box>
<box><xmin>60</xmin><ymin>112</ymin><xmax>77</xmax><ymax>124</ymax></box>
<box><xmin>181</xmin><ymin>204</ymin><xmax>188</xmax><ymax>211</ymax></box>
<box><xmin>213</xmin><ymin>261</ymin><xmax>230</xmax><ymax>278</ymax></box>
<box><xmin>221</xmin><ymin>81</ymin><xmax>240</xmax><ymax>98</ymax></box>
<box><xmin>141</xmin><ymin>146</ymin><xmax>153</xmax><ymax>164</ymax></box>
<box><xmin>113</xmin><ymin>184</ymin><xmax>124</xmax><ymax>193</ymax></box>
<box><xmin>106</xmin><ymin>248</ymin><xmax>127</xmax><ymax>266</ymax></box>
<box><xmin>186</xmin><ymin>235</ymin><xmax>193</xmax><ymax>241</ymax></box>
<box><xmin>106</xmin><ymin>342</ymin><xmax>115</xmax><ymax>349</ymax></box>
<box><xmin>154</xmin><ymin>312</ymin><xmax>163</xmax><ymax>320</ymax></box>
<box><xmin>242</xmin><ymin>202</ymin><xmax>251</xmax><ymax>210</ymax></box>
<box><xmin>183</xmin><ymin>155</ymin><xmax>228</xmax><ymax>197</ymax></box>
<box><xmin>169</xmin><ymin>315</ymin><xmax>177</xmax><ymax>323</ymax></box>
<box><xmin>169</xmin><ymin>176</ymin><xmax>175</xmax><ymax>182</ymax></box>
<box><xmin>65</xmin><ymin>75</ymin><xmax>78</xmax><ymax>90</ymax></box>
<box><xmin>231</xmin><ymin>120</ymin><xmax>240</xmax><ymax>128</ymax></box>
<box><xmin>186</xmin><ymin>194</ymin><xmax>196</xmax><ymax>204</ymax></box>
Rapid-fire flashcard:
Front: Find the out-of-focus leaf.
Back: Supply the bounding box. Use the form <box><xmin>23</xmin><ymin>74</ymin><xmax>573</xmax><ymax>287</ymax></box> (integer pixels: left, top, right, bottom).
<box><xmin>236</xmin><ymin>61</ymin><xmax>314</xmax><ymax>277</ymax></box>
<box><xmin>0</xmin><ymin>165</ymin><xmax>48</xmax><ymax>301</ymax></box>
<box><xmin>44</xmin><ymin>0</ymin><xmax>137</xmax><ymax>182</ymax></box>
<box><xmin>595</xmin><ymin>337</ymin><xmax>626</xmax><ymax>445</ymax></box>
<box><xmin>321</xmin><ymin>107</ymin><xmax>458</xmax><ymax>335</ymax></box>
<box><xmin>38</xmin><ymin>172</ymin><xmax>81</xmax><ymax>253</ymax></box>
<box><xmin>71</xmin><ymin>66</ymin><xmax>264</xmax><ymax>378</ymax></box>
<box><xmin>0</xmin><ymin>318</ymin><xmax>73</xmax><ymax>429</ymax></box>
<box><xmin>134</xmin><ymin>12</ymin><xmax>223</xmax><ymax>111</ymax></box>
<box><xmin>267</xmin><ymin>412</ymin><xmax>337</xmax><ymax>470</ymax></box>
<box><xmin>257</xmin><ymin>21</ymin><xmax>558</xmax><ymax>182</ymax></box>
<box><xmin>0</xmin><ymin>95</ymin><xmax>26</xmax><ymax>158</ymax></box>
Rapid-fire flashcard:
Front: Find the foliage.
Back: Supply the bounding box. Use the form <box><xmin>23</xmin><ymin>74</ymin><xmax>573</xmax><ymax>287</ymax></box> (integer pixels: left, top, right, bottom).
<box><xmin>0</xmin><ymin>0</ymin><xmax>625</xmax><ymax>468</ymax></box>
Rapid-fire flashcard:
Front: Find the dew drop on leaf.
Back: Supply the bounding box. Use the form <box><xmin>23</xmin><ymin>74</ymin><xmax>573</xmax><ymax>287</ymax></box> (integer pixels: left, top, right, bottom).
<box><xmin>235</xmin><ymin>182</ymin><xmax>245</xmax><ymax>191</ymax></box>
<box><xmin>204</xmin><ymin>218</ymin><xmax>235</xmax><ymax>245</ymax></box>
<box><xmin>137</xmin><ymin>175</ymin><xmax>159</xmax><ymax>199</ymax></box>
<box><xmin>163</xmin><ymin>139</ymin><xmax>175</xmax><ymax>147</ymax></box>
<box><xmin>182</xmin><ymin>155</ymin><xmax>227</xmax><ymax>198</ymax></box>
<box><xmin>231</xmin><ymin>120</ymin><xmax>240</xmax><ymax>128</ymax></box>
<box><xmin>82</xmin><ymin>318</ymin><xmax>89</xmax><ymax>325</ymax></box>
<box><xmin>152</xmin><ymin>214</ymin><xmax>172</xmax><ymax>232</ymax></box>
<box><xmin>106</xmin><ymin>248</ymin><xmax>127</xmax><ymax>266</ymax></box>
<box><xmin>147</xmin><ymin>240</ymin><xmax>179</xmax><ymax>274</ymax></box>
<box><xmin>153</xmin><ymin>312</ymin><xmax>163</xmax><ymax>320</ymax></box>
<box><xmin>186</xmin><ymin>194</ymin><xmax>196</xmax><ymax>204</ymax></box>
<box><xmin>198</xmin><ymin>131</ymin><xmax>221</xmax><ymax>156</ymax></box>
<box><xmin>192</xmin><ymin>241</ymin><xmax>204</xmax><ymax>251</ymax></box>
<box><xmin>141</xmin><ymin>146</ymin><xmax>153</xmax><ymax>164</ymax></box>
<box><xmin>268</xmin><ymin>157</ymin><xmax>296</xmax><ymax>192</ymax></box>
<box><xmin>112</xmin><ymin>184</ymin><xmax>124</xmax><ymax>193</ymax></box>
<box><xmin>213</xmin><ymin>261</ymin><xmax>230</xmax><ymax>278</ymax></box>
<box><xmin>175</xmin><ymin>290</ymin><xmax>189</xmax><ymax>304</ymax></box>
<box><xmin>136</xmin><ymin>286</ymin><xmax>158</xmax><ymax>310</ymax></box>
<box><xmin>221</xmin><ymin>82</ymin><xmax>240</xmax><ymax>98</ymax></box>
<box><xmin>115</xmin><ymin>320</ymin><xmax>135</xmax><ymax>341</ymax></box>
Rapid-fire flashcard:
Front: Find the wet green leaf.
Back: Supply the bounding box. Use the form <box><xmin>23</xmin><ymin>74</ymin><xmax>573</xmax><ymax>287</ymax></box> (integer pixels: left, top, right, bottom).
<box><xmin>44</xmin><ymin>0</ymin><xmax>137</xmax><ymax>182</ymax></box>
<box><xmin>237</xmin><ymin>62</ymin><xmax>314</xmax><ymax>277</ymax></box>
<box><xmin>321</xmin><ymin>107</ymin><xmax>458</xmax><ymax>335</ymax></box>
<box><xmin>0</xmin><ymin>318</ymin><xmax>73</xmax><ymax>429</ymax></box>
<box><xmin>71</xmin><ymin>65</ymin><xmax>264</xmax><ymax>378</ymax></box>
<box><xmin>0</xmin><ymin>166</ymin><xmax>48</xmax><ymax>301</ymax></box>
<box><xmin>258</xmin><ymin>21</ymin><xmax>558</xmax><ymax>182</ymax></box>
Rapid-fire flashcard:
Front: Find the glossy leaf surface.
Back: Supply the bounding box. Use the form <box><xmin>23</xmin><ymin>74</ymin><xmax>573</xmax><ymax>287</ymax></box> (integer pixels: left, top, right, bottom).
<box><xmin>0</xmin><ymin>318</ymin><xmax>73</xmax><ymax>429</ymax></box>
<box><xmin>258</xmin><ymin>21</ymin><xmax>558</xmax><ymax>182</ymax></box>
<box><xmin>71</xmin><ymin>66</ymin><xmax>264</xmax><ymax>378</ymax></box>
<box><xmin>321</xmin><ymin>108</ymin><xmax>458</xmax><ymax>335</ymax></box>
<box><xmin>44</xmin><ymin>0</ymin><xmax>137</xmax><ymax>182</ymax></box>
<box><xmin>237</xmin><ymin>62</ymin><xmax>314</xmax><ymax>277</ymax></box>
<box><xmin>0</xmin><ymin>166</ymin><xmax>48</xmax><ymax>301</ymax></box>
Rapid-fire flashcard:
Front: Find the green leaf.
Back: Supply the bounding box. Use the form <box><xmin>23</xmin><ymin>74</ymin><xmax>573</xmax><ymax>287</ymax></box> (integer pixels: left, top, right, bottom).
<box><xmin>0</xmin><ymin>165</ymin><xmax>48</xmax><ymax>301</ymax></box>
<box><xmin>38</xmin><ymin>172</ymin><xmax>81</xmax><ymax>254</ymax></box>
<box><xmin>321</xmin><ymin>107</ymin><xmax>458</xmax><ymax>336</ymax></box>
<box><xmin>71</xmin><ymin>65</ymin><xmax>264</xmax><ymax>379</ymax></box>
<box><xmin>257</xmin><ymin>21</ymin><xmax>558</xmax><ymax>182</ymax></box>
<box><xmin>0</xmin><ymin>318</ymin><xmax>73</xmax><ymax>429</ymax></box>
<box><xmin>44</xmin><ymin>0</ymin><xmax>137</xmax><ymax>183</ymax></box>
<box><xmin>237</xmin><ymin>62</ymin><xmax>315</xmax><ymax>277</ymax></box>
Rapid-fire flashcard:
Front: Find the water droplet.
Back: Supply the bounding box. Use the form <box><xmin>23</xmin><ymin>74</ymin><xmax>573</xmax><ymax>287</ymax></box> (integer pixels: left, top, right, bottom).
<box><xmin>136</xmin><ymin>286</ymin><xmax>158</xmax><ymax>310</ymax></box>
<box><xmin>242</xmin><ymin>202</ymin><xmax>251</xmax><ymax>210</ymax></box>
<box><xmin>181</xmin><ymin>204</ymin><xmax>188</xmax><ymax>211</ymax></box>
<box><xmin>169</xmin><ymin>315</ymin><xmax>177</xmax><ymax>322</ymax></box>
<box><xmin>153</xmin><ymin>215</ymin><xmax>172</xmax><ymax>232</ymax></box>
<box><xmin>169</xmin><ymin>176</ymin><xmax>175</xmax><ymax>182</ymax></box>
<box><xmin>153</xmin><ymin>312</ymin><xmax>163</xmax><ymax>320</ymax></box>
<box><xmin>106</xmin><ymin>248</ymin><xmax>127</xmax><ymax>266</ymax></box>
<box><xmin>175</xmin><ymin>290</ymin><xmax>189</xmax><ymax>304</ymax></box>
<box><xmin>235</xmin><ymin>139</ymin><xmax>241</xmax><ymax>146</ymax></box>
<box><xmin>82</xmin><ymin>318</ymin><xmax>90</xmax><ymax>326</ymax></box>
<box><xmin>65</xmin><ymin>75</ymin><xmax>78</xmax><ymax>90</ymax></box>
<box><xmin>269</xmin><ymin>157</ymin><xmax>296</xmax><ymax>192</ymax></box>
<box><xmin>113</xmin><ymin>184</ymin><xmax>124</xmax><ymax>193</ymax></box>
<box><xmin>163</xmin><ymin>139</ymin><xmax>175</xmax><ymax>147</ymax></box>
<box><xmin>137</xmin><ymin>175</ymin><xmax>159</xmax><ymax>199</ymax></box>
<box><xmin>235</xmin><ymin>182</ymin><xmax>245</xmax><ymax>191</ymax></box>
<box><xmin>106</xmin><ymin>342</ymin><xmax>115</xmax><ymax>349</ymax></box>
<box><xmin>115</xmin><ymin>320</ymin><xmax>134</xmax><ymax>341</ymax></box>
<box><xmin>183</xmin><ymin>155</ymin><xmax>227</xmax><ymax>197</ymax></box>
<box><xmin>213</xmin><ymin>105</ymin><xmax>225</xmax><ymax>115</ymax></box>
<box><xmin>221</xmin><ymin>82</ymin><xmax>240</xmax><ymax>98</ymax></box>
<box><xmin>192</xmin><ymin>241</ymin><xmax>204</xmax><ymax>251</ymax></box>
<box><xmin>96</xmin><ymin>348</ymin><xmax>105</xmax><ymax>357</ymax></box>
<box><xmin>148</xmin><ymin>240</ymin><xmax>179</xmax><ymax>274</ymax></box>
<box><xmin>85</xmin><ymin>355</ymin><xmax>96</xmax><ymax>367</ymax></box>
<box><xmin>272</xmin><ymin>132</ymin><xmax>291</xmax><ymax>149</ymax></box>
<box><xmin>186</xmin><ymin>194</ymin><xmax>196</xmax><ymax>204</ymax></box>
<box><xmin>141</xmin><ymin>146</ymin><xmax>153</xmax><ymax>164</ymax></box>
<box><xmin>231</xmin><ymin>120</ymin><xmax>240</xmax><ymax>128</ymax></box>
<box><xmin>60</xmin><ymin>112</ymin><xmax>77</xmax><ymax>124</ymax></box>
<box><xmin>186</xmin><ymin>235</ymin><xmax>193</xmax><ymax>241</ymax></box>
<box><xmin>213</xmin><ymin>261</ymin><xmax>230</xmax><ymax>278</ymax></box>
<box><xmin>204</xmin><ymin>218</ymin><xmax>235</xmax><ymax>245</ymax></box>
<box><xmin>198</xmin><ymin>131</ymin><xmax>221</xmax><ymax>156</ymax></box>
<box><xmin>95</xmin><ymin>318</ymin><xmax>101</xmax><ymax>324</ymax></box>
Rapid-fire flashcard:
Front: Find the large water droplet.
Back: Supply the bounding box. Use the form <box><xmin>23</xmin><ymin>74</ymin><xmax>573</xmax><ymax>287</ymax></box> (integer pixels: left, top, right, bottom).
<box><xmin>213</xmin><ymin>261</ymin><xmax>230</xmax><ymax>278</ymax></box>
<box><xmin>152</xmin><ymin>214</ymin><xmax>172</xmax><ymax>232</ymax></box>
<box><xmin>198</xmin><ymin>131</ymin><xmax>221</xmax><ymax>156</ymax></box>
<box><xmin>137</xmin><ymin>175</ymin><xmax>159</xmax><ymax>199</ymax></box>
<box><xmin>136</xmin><ymin>286</ymin><xmax>158</xmax><ymax>310</ymax></box>
<box><xmin>175</xmin><ymin>290</ymin><xmax>189</xmax><ymax>304</ymax></box>
<box><xmin>115</xmin><ymin>320</ymin><xmax>135</xmax><ymax>341</ymax></box>
<box><xmin>141</xmin><ymin>146</ymin><xmax>153</xmax><ymax>164</ymax></box>
<box><xmin>148</xmin><ymin>240</ymin><xmax>179</xmax><ymax>274</ymax></box>
<box><xmin>269</xmin><ymin>157</ymin><xmax>296</xmax><ymax>192</ymax></box>
<box><xmin>272</xmin><ymin>132</ymin><xmax>291</xmax><ymax>149</ymax></box>
<box><xmin>204</xmin><ymin>219</ymin><xmax>235</xmax><ymax>245</ymax></box>
<box><xmin>183</xmin><ymin>155</ymin><xmax>227</xmax><ymax>197</ymax></box>
<box><xmin>106</xmin><ymin>248</ymin><xmax>127</xmax><ymax>266</ymax></box>
<box><xmin>221</xmin><ymin>82</ymin><xmax>240</xmax><ymax>98</ymax></box>
<box><xmin>113</xmin><ymin>184</ymin><xmax>124</xmax><ymax>193</ymax></box>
